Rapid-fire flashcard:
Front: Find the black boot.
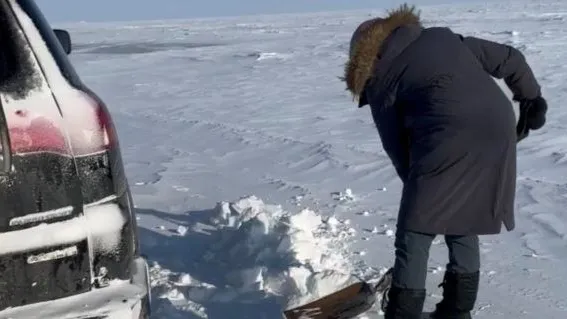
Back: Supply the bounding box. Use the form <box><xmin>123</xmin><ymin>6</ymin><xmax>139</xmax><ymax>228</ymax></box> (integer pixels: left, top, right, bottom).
<box><xmin>430</xmin><ymin>271</ymin><xmax>479</xmax><ymax>319</ymax></box>
<box><xmin>384</xmin><ymin>286</ymin><xmax>426</xmax><ymax>319</ymax></box>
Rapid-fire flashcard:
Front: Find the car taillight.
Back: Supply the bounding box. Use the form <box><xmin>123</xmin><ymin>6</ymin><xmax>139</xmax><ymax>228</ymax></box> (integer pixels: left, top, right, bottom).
<box><xmin>93</xmin><ymin>95</ymin><xmax>118</xmax><ymax>151</ymax></box>
<box><xmin>1</xmin><ymin>89</ymin><xmax>120</xmax><ymax>157</ymax></box>
<box><xmin>72</xmin><ymin>90</ymin><xmax>119</xmax><ymax>155</ymax></box>
<box><xmin>8</xmin><ymin>114</ymin><xmax>68</xmax><ymax>155</ymax></box>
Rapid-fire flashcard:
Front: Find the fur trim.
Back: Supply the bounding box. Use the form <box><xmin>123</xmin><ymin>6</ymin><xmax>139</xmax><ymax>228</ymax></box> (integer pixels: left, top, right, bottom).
<box><xmin>342</xmin><ymin>4</ymin><xmax>421</xmax><ymax>102</ymax></box>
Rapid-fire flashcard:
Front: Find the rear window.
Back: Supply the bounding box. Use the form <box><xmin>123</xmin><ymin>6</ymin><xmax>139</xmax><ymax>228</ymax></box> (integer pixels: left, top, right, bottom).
<box><xmin>0</xmin><ymin>0</ymin><xmax>41</xmax><ymax>99</ymax></box>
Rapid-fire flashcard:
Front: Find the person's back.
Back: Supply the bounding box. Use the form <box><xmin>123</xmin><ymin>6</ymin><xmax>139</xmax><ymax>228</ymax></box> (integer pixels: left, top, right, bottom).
<box><xmin>342</xmin><ymin>4</ymin><xmax>547</xmax><ymax>319</ymax></box>
<box><xmin>376</xmin><ymin>25</ymin><xmax>520</xmax><ymax>235</ymax></box>
<box><xmin>400</xmin><ymin>26</ymin><xmax>517</xmax><ymax>145</ymax></box>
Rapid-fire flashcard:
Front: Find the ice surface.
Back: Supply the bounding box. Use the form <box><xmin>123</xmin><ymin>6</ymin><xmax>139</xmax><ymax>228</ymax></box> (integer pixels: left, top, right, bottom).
<box><xmin>50</xmin><ymin>0</ymin><xmax>567</xmax><ymax>317</ymax></box>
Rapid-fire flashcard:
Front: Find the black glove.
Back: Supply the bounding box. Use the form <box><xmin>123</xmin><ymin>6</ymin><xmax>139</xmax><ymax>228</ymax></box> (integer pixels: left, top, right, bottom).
<box><xmin>516</xmin><ymin>96</ymin><xmax>547</xmax><ymax>142</ymax></box>
<box><xmin>524</xmin><ymin>96</ymin><xmax>547</xmax><ymax>129</ymax></box>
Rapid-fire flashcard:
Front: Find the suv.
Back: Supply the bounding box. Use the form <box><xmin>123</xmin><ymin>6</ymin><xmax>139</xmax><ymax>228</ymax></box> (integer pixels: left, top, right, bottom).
<box><xmin>0</xmin><ymin>1</ymin><xmax>150</xmax><ymax>318</ymax></box>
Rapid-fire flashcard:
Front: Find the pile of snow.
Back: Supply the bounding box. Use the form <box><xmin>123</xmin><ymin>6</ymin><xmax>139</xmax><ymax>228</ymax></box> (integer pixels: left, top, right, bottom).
<box><xmin>150</xmin><ymin>196</ymin><xmax>365</xmax><ymax>318</ymax></box>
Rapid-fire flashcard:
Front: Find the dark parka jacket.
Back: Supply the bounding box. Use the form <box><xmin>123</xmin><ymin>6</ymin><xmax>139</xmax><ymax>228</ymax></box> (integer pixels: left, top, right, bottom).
<box><xmin>344</xmin><ymin>6</ymin><xmax>542</xmax><ymax>235</ymax></box>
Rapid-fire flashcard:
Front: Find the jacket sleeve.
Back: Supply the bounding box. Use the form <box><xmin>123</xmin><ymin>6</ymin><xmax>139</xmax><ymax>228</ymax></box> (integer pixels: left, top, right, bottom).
<box><xmin>460</xmin><ymin>35</ymin><xmax>541</xmax><ymax>101</ymax></box>
<box><xmin>369</xmin><ymin>97</ymin><xmax>409</xmax><ymax>183</ymax></box>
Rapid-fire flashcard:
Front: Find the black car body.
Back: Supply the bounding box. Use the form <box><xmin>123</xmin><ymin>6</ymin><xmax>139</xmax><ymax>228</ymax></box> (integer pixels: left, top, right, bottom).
<box><xmin>0</xmin><ymin>0</ymin><xmax>150</xmax><ymax>318</ymax></box>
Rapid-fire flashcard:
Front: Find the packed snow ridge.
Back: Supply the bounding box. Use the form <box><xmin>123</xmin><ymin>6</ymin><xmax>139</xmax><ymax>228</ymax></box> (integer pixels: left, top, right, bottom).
<box><xmin>150</xmin><ymin>195</ymin><xmax>369</xmax><ymax>318</ymax></box>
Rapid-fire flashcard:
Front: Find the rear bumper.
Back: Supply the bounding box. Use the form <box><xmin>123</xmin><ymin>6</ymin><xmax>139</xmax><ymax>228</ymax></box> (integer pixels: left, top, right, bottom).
<box><xmin>0</xmin><ymin>257</ymin><xmax>151</xmax><ymax>319</ymax></box>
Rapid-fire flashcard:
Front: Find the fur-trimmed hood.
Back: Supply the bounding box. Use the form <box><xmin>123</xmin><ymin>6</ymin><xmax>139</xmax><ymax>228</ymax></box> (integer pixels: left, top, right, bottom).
<box><xmin>343</xmin><ymin>4</ymin><xmax>422</xmax><ymax>103</ymax></box>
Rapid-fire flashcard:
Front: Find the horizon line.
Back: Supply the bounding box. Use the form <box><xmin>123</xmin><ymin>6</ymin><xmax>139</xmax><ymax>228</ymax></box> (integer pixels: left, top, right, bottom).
<box><xmin>46</xmin><ymin>0</ymin><xmax>475</xmax><ymax>26</ymax></box>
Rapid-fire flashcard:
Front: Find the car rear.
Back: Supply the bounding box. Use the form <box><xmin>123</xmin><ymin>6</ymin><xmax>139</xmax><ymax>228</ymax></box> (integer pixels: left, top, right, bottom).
<box><xmin>0</xmin><ymin>0</ymin><xmax>150</xmax><ymax>318</ymax></box>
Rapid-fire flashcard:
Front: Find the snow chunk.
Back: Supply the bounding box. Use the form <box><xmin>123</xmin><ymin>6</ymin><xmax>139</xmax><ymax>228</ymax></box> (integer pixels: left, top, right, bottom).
<box><xmin>176</xmin><ymin>225</ymin><xmax>188</xmax><ymax>236</ymax></box>
<box><xmin>254</xmin><ymin>52</ymin><xmax>291</xmax><ymax>61</ymax></box>
<box><xmin>331</xmin><ymin>188</ymin><xmax>355</xmax><ymax>201</ymax></box>
<box><xmin>150</xmin><ymin>196</ymin><xmax>359</xmax><ymax>315</ymax></box>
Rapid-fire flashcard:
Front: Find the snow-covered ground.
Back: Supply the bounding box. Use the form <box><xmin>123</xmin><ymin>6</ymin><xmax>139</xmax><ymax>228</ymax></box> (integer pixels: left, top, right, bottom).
<box><xmin>54</xmin><ymin>0</ymin><xmax>567</xmax><ymax>317</ymax></box>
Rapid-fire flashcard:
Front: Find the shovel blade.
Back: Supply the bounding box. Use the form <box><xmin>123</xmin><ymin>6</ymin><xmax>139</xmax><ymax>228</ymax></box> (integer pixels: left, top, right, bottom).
<box><xmin>282</xmin><ymin>281</ymin><xmax>377</xmax><ymax>319</ymax></box>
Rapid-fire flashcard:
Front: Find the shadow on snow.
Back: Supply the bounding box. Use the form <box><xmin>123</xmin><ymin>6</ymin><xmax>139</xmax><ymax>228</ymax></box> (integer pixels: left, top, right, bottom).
<box><xmin>136</xmin><ymin>207</ymin><xmax>295</xmax><ymax>319</ymax></box>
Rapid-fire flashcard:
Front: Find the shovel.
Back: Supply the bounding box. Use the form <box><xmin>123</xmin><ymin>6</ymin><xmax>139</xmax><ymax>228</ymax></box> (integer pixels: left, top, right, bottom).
<box><xmin>282</xmin><ymin>268</ymin><xmax>393</xmax><ymax>319</ymax></box>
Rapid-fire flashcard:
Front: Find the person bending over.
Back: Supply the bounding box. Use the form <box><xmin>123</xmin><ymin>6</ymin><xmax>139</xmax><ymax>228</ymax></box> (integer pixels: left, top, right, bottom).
<box><xmin>343</xmin><ymin>3</ymin><xmax>547</xmax><ymax>319</ymax></box>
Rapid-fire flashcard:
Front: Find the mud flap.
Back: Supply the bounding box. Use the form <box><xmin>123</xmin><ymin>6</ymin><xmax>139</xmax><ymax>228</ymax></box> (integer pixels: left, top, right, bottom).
<box><xmin>282</xmin><ymin>268</ymin><xmax>393</xmax><ymax>319</ymax></box>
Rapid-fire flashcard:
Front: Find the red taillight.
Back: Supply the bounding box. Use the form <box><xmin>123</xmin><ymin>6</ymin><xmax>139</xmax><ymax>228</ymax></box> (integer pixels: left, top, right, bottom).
<box><xmin>68</xmin><ymin>91</ymin><xmax>119</xmax><ymax>156</ymax></box>
<box><xmin>93</xmin><ymin>95</ymin><xmax>118</xmax><ymax>151</ymax></box>
<box><xmin>1</xmin><ymin>90</ymin><xmax>119</xmax><ymax>157</ymax></box>
<box><xmin>8</xmin><ymin>116</ymin><xmax>69</xmax><ymax>155</ymax></box>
